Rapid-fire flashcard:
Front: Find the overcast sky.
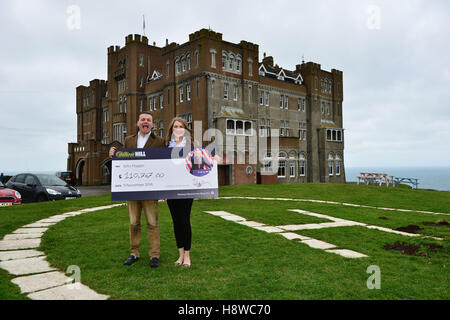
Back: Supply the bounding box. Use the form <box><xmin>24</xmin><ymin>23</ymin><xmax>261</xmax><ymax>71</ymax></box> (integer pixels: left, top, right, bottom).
<box><xmin>0</xmin><ymin>0</ymin><xmax>449</xmax><ymax>174</ymax></box>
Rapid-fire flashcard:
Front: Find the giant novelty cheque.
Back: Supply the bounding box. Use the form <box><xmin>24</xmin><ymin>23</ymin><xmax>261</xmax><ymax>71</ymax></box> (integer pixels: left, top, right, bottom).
<box><xmin>111</xmin><ymin>147</ymin><xmax>218</xmax><ymax>201</ymax></box>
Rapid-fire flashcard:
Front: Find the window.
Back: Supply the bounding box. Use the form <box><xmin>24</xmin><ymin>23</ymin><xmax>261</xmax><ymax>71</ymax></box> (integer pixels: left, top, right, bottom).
<box><xmin>160</xmin><ymin>94</ymin><xmax>164</xmax><ymax>109</ymax></box>
<box><xmin>181</xmin><ymin>57</ymin><xmax>186</xmax><ymax>72</ymax></box>
<box><xmin>140</xmin><ymin>76</ymin><xmax>144</xmax><ymax>88</ymax></box>
<box><xmin>167</xmin><ymin>88</ymin><xmax>170</xmax><ymax>106</ymax></box>
<box><xmin>259</xmin><ymin>91</ymin><xmax>263</xmax><ymax>106</ymax></box>
<box><xmin>284</xmin><ymin>95</ymin><xmax>289</xmax><ymax>109</ymax></box>
<box><xmin>227</xmin><ymin>119</ymin><xmax>253</xmax><ymax>136</ymax></box>
<box><xmin>233</xmin><ymin>85</ymin><xmax>238</xmax><ymax>101</ymax></box>
<box><xmin>290</xmin><ymin>161</ymin><xmax>295</xmax><ymax>177</ymax></box>
<box><xmin>222</xmin><ymin>52</ymin><xmax>227</xmax><ymax>69</ymax></box>
<box><xmin>124</xmin><ymin>96</ymin><xmax>127</xmax><ymax>113</ymax></box>
<box><xmin>179</xmin><ymin>113</ymin><xmax>192</xmax><ymax>129</ymax></box>
<box><xmin>229</xmin><ymin>55</ymin><xmax>234</xmax><ymax>70</ymax></box>
<box><xmin>113</xmin><ymin>123</ymin><xmax>127</xmax><ymax>144</ymax></box>
<box><xmin>211</xmin><ymin>79</ymin><xmax>215</xmax><ymax>98</ymax></box>
<box><xmin>299</xmin><ymin>153</ymin><xmax>306</xmax><ymax>176</ymax></box>
<box><xmin>278</xmin><ymin>152</ymin><xmax>287</xmax><ymax>178</ymax></box>
<box><xmin>176</xmin><ymin>59</ymin><xmax>181</xmax><ymax>74</ymax></box>
<box><xmin>224</xmin><ymin>83</ymin><xmax>229</xmax><ymax>99</ymax></box>
<box><xmin>280</xmin><ymin>95</ymin><xmax>283</xmax><ymax>108</ymax></box>
<box><xmin>119</xmin><ymin>97</ymin><xmax>123</xmax><ymax>113</ymax></box>
<box><xmin>186</xmin><ymin>84</ymin><xmax>191</xmax><ymax>101</ymax></box>
<box><xmin>103</xmin><ymin>108</ymin><xmax>109</xmax><ymax>122</ymax></box>
<box><xmin>139</xmin><ymin>97</ymin><xmax>143</xmax><ymax>112</ymax></box>
<box><xmin>166</xmin><ymin>60</ymin><xmax>170</xmax><ymax>77</ymax></box>
<box><xmin>328</xmin><ymin>153</ymin><xmax>334</xmax><ymax>176</ymax></box>
<box><xmin>262</xmin><ymin>152</ymin><xmax>272</xmax><ymax>173</ymax></box>
<box><xmin>210</xmin><ymin>49</ymin><xmax>216</xmax><ymax>68</ymax></box>
<box><xmin>226</xmin><ymin>119</ymin><xmax>235</xmax><ymax>135</ymax></box>
<box><xmin>335</xmin><ymin>154</ymin><xmax>341</xmax><ymax>176</ymax></box>
<box><xmin>299</xmin><ymin>122</ymin><xmax>307</xmax><ymax>140</ymax></box>
<box><xmin>179</xmin><ymin>86</ymin><xmax>184</xmax><ymax>103</ymax></box>
<box><xmin>326</xmin><ymin>129</ymin><xmax>343</xmax><ymax>142</ymax></box>
<box><xmin>248</xmin><ymin>86</ymin><xmax>252</xmax><ymax>104</ymax></box>
<box><xmin>248</xmin><ymin>59</ymin><xmax>253</xmax><ymax>76</ymax></box>
<box><xmin>187</xmin><ymin>54</ymin><xmax>191</xmax><ymax>71</ymax></box>
<box><xmin>152</xmin><ymin>96</ymin><xmax>156</xmax><ymax>110</ymax></box>
<box><xmin>245</xmin><ymin>121</ymin><xmax>252</xmax><ymax>135</ymax></box>
<box><xmin>139</xmin><ymin>54</ymin><xmax>144</xmax><ymax>67</ymax></box>
<box><xmin>195</xmin><ymin>50</ymin><xmax>199</xmax><ymax>68</ymax></box>
<box><xmin>236</xmin><ymin>121</ymin><xmax>244</xmax><ymax>135</ymax></box>
<box><xmin>298</xmin><ymin>98</ymin><xmax>306</xmax><ymax>112</ymax></box>
<box><xmin>264</xmin><ymin>91</ymin><xmax>269</xmax><ymax>106</ymax></box>
<box><xmin>236</xmin><ymin>56</ymin><xmax>242</xmax><ymax>73</ymax></box>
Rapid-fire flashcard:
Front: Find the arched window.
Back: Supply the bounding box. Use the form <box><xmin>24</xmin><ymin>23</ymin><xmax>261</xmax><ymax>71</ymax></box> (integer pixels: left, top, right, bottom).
<box><xmin>222</xmin><ymin>51</ymin><xmax>228</xmax><ymax>69</ymax></box>
<box><xmin>278</xmin><ymin>152</ymin><xmax>287</xmax><ymax>178</ymax></box>
<box><xmin>181</xmin><ymin>56</ymin><xmax>186</xmax><ymax>72</ymax></box>
<box><xmin>328</xmin><ymin>152</ymin><xmax>334</xmax><ymax>176</ymax></box>
<box><xmin>335</xmin><ymin>154</ymin><xmax>341</xmax><ymax>176</ymax></box>
<box><xmin>236</xmin><ymin>55</ymin><xmax>242</xmax><ymax>72</ymax></box>
<box><xmin>229</xmin><ymin>53</ymin><xmax>235</xmax><ymax>70</ymax></box>
<box><xmin>288</xmin><ymin>151</ymin><xmax>296</xmax><ymax>177</ymax></box>
<box><xmin>298</xmin><ymin>153</ymin><xmax>306</xmax><ymax>176</ymax></box>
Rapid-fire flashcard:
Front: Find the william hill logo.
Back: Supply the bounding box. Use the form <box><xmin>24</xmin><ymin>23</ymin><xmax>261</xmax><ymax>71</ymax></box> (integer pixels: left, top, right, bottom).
<box><xmin>116</xmin><ymin>151</ymin><xmax>146</xmax><ymax>158</ymax></box>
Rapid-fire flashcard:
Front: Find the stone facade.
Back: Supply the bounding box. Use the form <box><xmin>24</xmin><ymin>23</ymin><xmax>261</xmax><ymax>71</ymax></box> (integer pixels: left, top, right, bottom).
<box><xmin>67</xmin><ymin>29</ymin><xmax>345</xmax><ymax>186</ymax></box>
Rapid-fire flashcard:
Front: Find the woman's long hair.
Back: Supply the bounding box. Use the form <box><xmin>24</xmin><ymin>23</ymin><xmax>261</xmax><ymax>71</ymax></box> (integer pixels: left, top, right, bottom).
<box><xmin>165</xmin><ymin>117</ymin><xmax>194</xmax><ymax>147</ymax></box>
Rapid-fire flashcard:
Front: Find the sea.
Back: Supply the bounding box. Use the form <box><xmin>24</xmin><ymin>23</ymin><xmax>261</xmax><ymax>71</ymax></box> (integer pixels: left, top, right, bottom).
<box><xmin>2</xmin><ymin>167</ymin><xmax>450</xmax><ymax>192</ymax></box>
<box><xmin>345</xmin><ymin>167</ymin><xmax>450</xmax><ymax>192</ymax></box>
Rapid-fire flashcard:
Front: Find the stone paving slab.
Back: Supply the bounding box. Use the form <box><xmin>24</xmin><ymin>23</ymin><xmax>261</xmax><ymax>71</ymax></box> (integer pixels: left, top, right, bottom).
<box><xmin>12</xmin><ymin>271</ymin><xmax>72</xmax><ymax>294</ymax></box>
<box><xmin>28</xmin><ymin>283</ymin><xmax>109</xmax><ymax>300</ymax></box>
<box><xmin>0</xmin><ymin>250</ymin><xmax>45</xmax><ymax>261</ymax></box>
<box><xmin>279</xmin><ymin>233</ymin><xmax>311</xmax><ymax>241</ymax></box>
<box><xmin>325</xmin><ymin>249</ymin><xmax>368</xmax><ymax>258</ymax></box>
<box><xmin>236</xmin><ymin>221</ymin><xmax>266</xmax><ymax>227</ymax></box>
<box><xmin>220</xmin><ymin>214</ymin><xmax>247</xmax><ymax>222</ymax></box>
<box><xmin>204</xmin><ymin>211</ymin><xmax>234</xmax><ymax>217</ymax></box>
<box><xmin>3</xmin><ymin>233</ymin><xmax>44</xmax><ymax>240</ymax></box>
<box><xmin>0</xmin><ymin>256</ymin><xmax>56</xmax><ymax>275</ymax></box>
<box><xmin>0</xmin><ymin>239</ymin><xmax>41</xmax><ymax>250</ymax></box>
<box><xmin>254</xmin><ymin>226</ymin><xmax>284</xmax><ymax>233</ymax></box>
<box><xmin>365</xmin><ymin>225</ymin><xmax>420</xmax><ymax>237</ymax></box>
<box><xmin>39</xmin><ymin>218</ymin><xmax>66</xmax><ymax>223</ymax></box>
<box><xmin>22</xmin><ymin>222</ymin><xmax>55</xmax><ymax>228</ymax></box>
<box><xmin>13</xmin><ymin>228</ymin><xmax>48</xmax><ymax>234</ymax></box>
<box><xmin>300</xmin><ymin>239</ymin><xmax>337</xmax><ymax>250</ymax></box>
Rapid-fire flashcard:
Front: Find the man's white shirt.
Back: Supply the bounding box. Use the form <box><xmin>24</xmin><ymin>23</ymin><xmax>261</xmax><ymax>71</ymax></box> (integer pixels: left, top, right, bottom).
<box><xmin>137</xmin><ymin>132</ymin><xmax>151</xmax><ymax>148</ymax></box>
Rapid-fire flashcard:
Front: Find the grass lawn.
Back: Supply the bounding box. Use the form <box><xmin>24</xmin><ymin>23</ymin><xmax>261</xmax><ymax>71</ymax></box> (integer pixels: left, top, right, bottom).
<box><xmin>1</xmin><ymin>183</ymin><xmax>449</xmax><ymax>299</ymax></box>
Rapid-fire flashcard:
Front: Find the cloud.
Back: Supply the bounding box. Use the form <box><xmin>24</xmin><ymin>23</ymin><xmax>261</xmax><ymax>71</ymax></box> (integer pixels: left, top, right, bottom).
<box><xmin>0</xmin><ymin>0</ymin><xmax>449</xmax><ymax>173</ymax></box>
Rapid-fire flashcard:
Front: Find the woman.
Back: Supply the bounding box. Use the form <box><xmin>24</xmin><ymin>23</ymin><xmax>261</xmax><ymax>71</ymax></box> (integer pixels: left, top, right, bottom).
<box><xmin>165</xmin><ymin>117</ymin><xmax>195</xmax><ymax>268</ymax></box>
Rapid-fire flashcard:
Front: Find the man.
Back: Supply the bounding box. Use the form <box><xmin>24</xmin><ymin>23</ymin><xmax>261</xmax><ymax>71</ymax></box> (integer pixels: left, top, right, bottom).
<box><xmin>109</xmin><ymin>112</ymin><xmax>165</xmax><ymax>267</ymax></box>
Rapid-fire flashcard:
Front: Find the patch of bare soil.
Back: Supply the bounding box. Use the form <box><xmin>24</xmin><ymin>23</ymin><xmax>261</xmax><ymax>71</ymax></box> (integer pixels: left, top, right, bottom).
<box><xmin>422</xmin><ymin>220</ymin><xmax>450</xmax><ymax>227</ymax></box>
<box><xmin>395</xmin><ymin>225</ymin><xmax>423</xmax><ymax>233</ymax></box>
<box><xmin>379</xmin><ymin>216</ymin><xmax>388</xmax><ymax>220</ymax></box>
<box><xmin>383</xmin><ymin>242</ymin><xmax>444</xmax><ymax>257</ymax></box>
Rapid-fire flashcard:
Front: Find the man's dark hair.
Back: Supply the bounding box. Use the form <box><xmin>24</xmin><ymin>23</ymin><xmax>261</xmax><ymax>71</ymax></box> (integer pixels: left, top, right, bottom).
<box><xmin>138</xmin><ymin>112</ymin><xmax>153</xmax><ymax>119</ymax></box>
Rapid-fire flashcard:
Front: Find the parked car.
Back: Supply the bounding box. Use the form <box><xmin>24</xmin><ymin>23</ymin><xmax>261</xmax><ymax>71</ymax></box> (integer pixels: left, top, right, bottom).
<box><xmin>56</xmin><ymin>171</ymin><xmax>76</xmax><ymax>186</ymax></box>
<box><xmin>6</xmin><ymin>173</ymin><xmax>81</xmax><ymax>203</ymax></box>
<box><xmin>0</xmin><ymin>181</ymin><xmax>22</xmax><ymax>206</ymax></box>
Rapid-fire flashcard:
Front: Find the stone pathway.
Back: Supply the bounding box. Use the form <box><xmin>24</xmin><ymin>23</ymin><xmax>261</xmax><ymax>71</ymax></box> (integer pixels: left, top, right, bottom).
<box><xmin>205</xmin><ymin>204</ymin><xmax>444</xmax><ymax>258</ymax></box>
<box><xmin>219</xmin><ymin>197</ymin><xmax>450</xmax><ymax>216</ymax></box>
<box><xmin>0</xmin><ymin>204</ymin><xmax>125</xmax><ymax>300</ymax></box>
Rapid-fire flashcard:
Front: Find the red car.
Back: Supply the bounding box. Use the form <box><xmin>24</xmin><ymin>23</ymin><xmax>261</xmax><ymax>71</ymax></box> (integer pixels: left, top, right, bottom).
<box><xmin>0</xmin><ymin>181</ymin><xmax>22</xmax><ymax>206</ymax></box>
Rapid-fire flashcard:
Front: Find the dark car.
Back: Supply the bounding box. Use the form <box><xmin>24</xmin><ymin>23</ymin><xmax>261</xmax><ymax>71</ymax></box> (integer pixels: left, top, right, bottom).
<box><xmin>56</xmin><ymin>171</ymin><xmax>76</xmax><ymax>186</ymax></box>
<box><xmin>6</xmin><ymin>173</ymin><xmax>81</xmax><ymax>203</ymax></box>
<box><xmin>0</xmin><ymin>181</ymin><xmax>22</xmax><ymax>206</ymax></box>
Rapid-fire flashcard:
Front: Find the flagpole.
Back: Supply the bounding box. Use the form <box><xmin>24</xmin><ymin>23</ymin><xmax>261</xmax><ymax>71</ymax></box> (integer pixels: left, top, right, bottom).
<box><xmin>143</xmin><ymin>15</ymin><xmax>146</xmax><ymax>37</ymax></box>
